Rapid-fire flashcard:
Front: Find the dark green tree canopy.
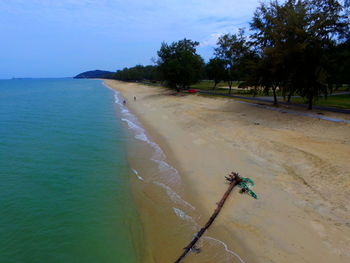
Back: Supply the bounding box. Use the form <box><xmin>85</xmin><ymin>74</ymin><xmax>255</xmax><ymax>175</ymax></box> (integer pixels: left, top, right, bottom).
<box><xmin>114</xmin><ymin>65</ymin><xmax>158</xmax><ymax>82</ymax></box>
<box><xmin>157</xmin><ymin>39</ymin><xmax>204</xmax><ymax>91</ymax></box>
<box><xmin>206</xmin><ymin>58</ymin><xmax>227</xmax><ymax>88</ymax></box>
<box><xmin>213</xmin><ymin>30</ymin><xmax>254</xmax><ymax>93</ymax></box>
<box><xmin>249</xmin><ymin>0</ymin><xmax>349</xmax><ymax>108</ymax></box>
<box><xmin>111</xmin><ymin>0</ymin><xmax>349</xmax><ymax>110</ymax></box>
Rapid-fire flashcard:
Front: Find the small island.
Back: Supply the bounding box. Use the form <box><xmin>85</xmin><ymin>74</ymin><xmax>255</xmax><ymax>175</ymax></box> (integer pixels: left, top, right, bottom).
<box><xmin>74</xmin><ymin>70</ymin><xmax>114</xmax><ymax>79</ymax></box>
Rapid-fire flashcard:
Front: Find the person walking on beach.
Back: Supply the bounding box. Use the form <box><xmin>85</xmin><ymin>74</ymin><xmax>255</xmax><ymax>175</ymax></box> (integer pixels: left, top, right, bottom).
<box><xmin>134</xmin><ymin>96</ymin><xmax>136</xmax><ymax>101</ymax></box>
<box><xmin>123</xmin><ymin>100</ymin><xmax>126</xmax><ymax>105</ymax></box>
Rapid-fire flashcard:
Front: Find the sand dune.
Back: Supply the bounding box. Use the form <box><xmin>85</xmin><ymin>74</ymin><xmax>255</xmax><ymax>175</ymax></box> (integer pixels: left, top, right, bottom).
<box><xmin>105</xmin><ymin>80</ymin><xmax>350</xmax><ymax>263</ymax></box>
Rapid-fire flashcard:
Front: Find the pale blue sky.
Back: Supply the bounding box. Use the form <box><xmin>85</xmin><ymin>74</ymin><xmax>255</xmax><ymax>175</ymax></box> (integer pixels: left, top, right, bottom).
<box><xmin>0</xmin><ymin>0</ymin><xmax>259</xmax><ymax>78</ymax></box>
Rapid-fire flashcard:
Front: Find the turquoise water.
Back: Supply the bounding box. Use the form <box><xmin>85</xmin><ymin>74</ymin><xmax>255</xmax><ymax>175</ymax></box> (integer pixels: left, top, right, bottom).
<box><xmin>0</xmin><ymin>79</ymin><xmax>141</xmax><ymax>263</ymax></box>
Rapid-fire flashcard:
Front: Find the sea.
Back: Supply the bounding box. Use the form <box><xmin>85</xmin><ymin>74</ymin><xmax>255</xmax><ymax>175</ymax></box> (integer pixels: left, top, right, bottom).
<box><xmin>0</xmin><ymin>79</ymin><xmax>142</xmax><ymax>263</ymax></box>
<box><xmin>0</xmin><ymin>78</ymin><xmax>245</xmax><ymax>263</ymax></box>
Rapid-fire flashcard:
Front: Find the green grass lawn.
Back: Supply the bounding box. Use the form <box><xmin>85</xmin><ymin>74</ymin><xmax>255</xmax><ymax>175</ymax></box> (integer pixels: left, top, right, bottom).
<box><xmin>190</xmin><ymin>80</ymin><xmax>231</xmax><ymax>90</ymax></box>
<box><xmin>291</xmin><ymin>94</ymin><xmax>350</xmax><ymax>109</ymax></box>
<box><xmin>190</xmin><ymin>80</ymin><xmax>255</xmax><ymax>95</ymax></box>
<box><xmin>141</xmin><ymin>80</ymin><xmax>350</xmax><ymax>109</ymax></box>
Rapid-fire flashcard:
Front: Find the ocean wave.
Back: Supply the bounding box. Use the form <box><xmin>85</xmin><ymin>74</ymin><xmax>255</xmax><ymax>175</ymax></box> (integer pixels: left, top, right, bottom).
<box><xmin>154</xmin><ymin>181</ymin><xmax>195</xmax><ymax>210</ymax></box>
<box><xmin>203</xmin><ymin>236</ymin><xmax>245</xmax><ymax>263</ymax></box>
<box><xmin>114</xmin><ymin>90</ymin><xmax>181</xmax><ymax>187</ymax></box>
<box><xmin>173</xmin><ymin>207</ymin><xmax>198</xmax><ymax>226</ymax></box>
<box><xmin>131</xmin><ymin>168</ymin><xmax>144</xmax><ymax>181</ymax></box>
<box><xmin>111</xmin><ymin>89</ymin><xmax>245</xmax><ymax>263</ymax></box>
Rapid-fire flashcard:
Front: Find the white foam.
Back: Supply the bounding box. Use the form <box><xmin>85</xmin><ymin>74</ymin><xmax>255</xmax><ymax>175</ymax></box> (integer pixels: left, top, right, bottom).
<box><xmin>173</xmin><ymin>207</ymin><xmax>198</xmax><ymax>225</ymax></box>
<box><xmin>114</xmin><ymin>93</ymin><xmax>120</xmax><ymax>103</ymax></box>
<box><xmin>131</xmin><ymin>168</ymin><xmax>144</xmax><ymax>180</ymax></box>
<box><xmin>112</xmin><ymin>89</ymin><xmax>190</xmax><ymax>213</ymax></box>
<box><xmin>107</xmin><ymin>87</ymin><xmax>243</xmax><ymax>263</ymax></box>
<box><xmin>203</xmin><ymin>236</ymin><xmax>246</xmax><ymax>263</ymax></box>
<box><xmin>121</xmin><ymin>118</ymin><xmax>143</xmax><ymax>133</ymax></box>
<box><xmin>154</xmin><ymin>182</ymin><xmax>195</xmax><ymax>210</ymax></box>
<box><xmin>113</xmin><ymin>90</ymin><xmax>181</xmax><ymax>186</ymax></box>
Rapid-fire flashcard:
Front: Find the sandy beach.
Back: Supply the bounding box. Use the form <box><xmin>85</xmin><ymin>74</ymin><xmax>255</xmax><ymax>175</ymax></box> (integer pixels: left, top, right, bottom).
<box><xmin>105</xmin><ymin>79</ymin><xmax>350</xmax><ymax>263</ymax></box>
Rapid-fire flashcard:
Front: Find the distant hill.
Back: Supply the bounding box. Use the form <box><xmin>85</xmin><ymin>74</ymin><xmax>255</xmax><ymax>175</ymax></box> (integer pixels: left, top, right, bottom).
<box><xmin>74</xmin><ymin>70</ymin><xmax>114</xmax><ymax>79</ymax></box>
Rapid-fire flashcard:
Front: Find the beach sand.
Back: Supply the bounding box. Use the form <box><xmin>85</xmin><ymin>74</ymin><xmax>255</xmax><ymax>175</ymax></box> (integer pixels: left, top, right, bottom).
<box><xmin>105</xmin><ymin>80</ymin><xmax>350</xmax><ymax>263</ymax></box>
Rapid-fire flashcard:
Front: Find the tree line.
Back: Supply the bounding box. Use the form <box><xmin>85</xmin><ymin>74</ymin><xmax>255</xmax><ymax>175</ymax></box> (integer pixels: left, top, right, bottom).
<box><xmin>114</xmin><ymin>65</ymin><xmax>158</xmax><ymax>82</ymax></box>
<box><xmin>112</xmin><ymin>0</ymin><xmax>349</xmax><ymax>109</ymax></box>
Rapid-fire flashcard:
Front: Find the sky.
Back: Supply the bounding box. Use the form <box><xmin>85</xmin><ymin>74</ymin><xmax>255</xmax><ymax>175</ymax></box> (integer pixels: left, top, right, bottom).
<box><xmin>0</xmin><ymin>0</ymin><xmax>260</xmax><ymax>78</ymax></box>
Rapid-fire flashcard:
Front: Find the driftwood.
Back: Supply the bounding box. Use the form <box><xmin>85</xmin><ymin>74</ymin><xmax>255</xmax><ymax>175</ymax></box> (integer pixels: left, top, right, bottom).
<box><xmin>174</xmin><ymin>172</ymin><xmax>243</xmax><ymax>263</ymax></box>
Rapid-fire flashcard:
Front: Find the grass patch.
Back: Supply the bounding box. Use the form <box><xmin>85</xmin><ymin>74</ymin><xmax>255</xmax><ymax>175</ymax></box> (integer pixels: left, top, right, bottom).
<box><xmin>191</xmin><ymin>80</ymin><xmax>255</xmax><ymax>96</ymax></box>
<box><xmin>190</xmin><ymin>80</ymin><xmax>232</xmax><ymax>90</ymax></box>
<box><xmin>138</xmin><ymin>80</ymin><xmax>349</xmax><ymax>109</ymax></box>
<box><xmin>291</xmin><ymin>94</ymin><xmax>350</xmax><ymax>109</ymax></box>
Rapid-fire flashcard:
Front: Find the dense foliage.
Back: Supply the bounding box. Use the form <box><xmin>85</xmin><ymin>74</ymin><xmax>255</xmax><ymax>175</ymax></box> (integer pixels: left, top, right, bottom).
<box><xmin>107</xmin><ymin>0</ymin><xmax>349</xmax><ymax>110</ymax></box>
<box><xmin>214</xmin><ymin>29</ymin><xmax>258</xmax><ymax>94</ymax></box>
<box><xmin>113</xmin><ymin>65</ymin><xmax>158</xmax><ymax>82</ymax></box>
<box><xmin>205</xmin><ymin>58</ymin><xmax>227</xmax><ymax>89</ymax></box>
<box><xmin>247</xmin><ymin>0</ymin><xmax>349</xmax><ymax>108</ymax></box>
<box><xmin>156</xmin><ymin>39</ymin><xmax>205</xmax><ymax>91</ymax></box>
<box><xmin>74</xmin><ymin>70</ymin><xmax>114</xmax><ymax>79</ymax></box>
<box><xmin>208</xmin><ymin>0</ymin><xmax>349</xmax><ymax>108</ymax></box>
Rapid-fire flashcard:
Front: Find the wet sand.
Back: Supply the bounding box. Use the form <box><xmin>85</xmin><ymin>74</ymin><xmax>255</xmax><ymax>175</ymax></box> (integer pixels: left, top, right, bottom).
<box><xmin>105</xmin><ymin>80</ymin><xmax>350</xmax><ymax>263</ymax></box>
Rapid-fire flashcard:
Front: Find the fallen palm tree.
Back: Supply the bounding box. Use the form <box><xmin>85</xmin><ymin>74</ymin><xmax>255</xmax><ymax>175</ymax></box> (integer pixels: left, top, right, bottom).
<box><xmin>174</xmin><ymin>172</ymin><xmax>257</xmax><ymax>263</ymax></box>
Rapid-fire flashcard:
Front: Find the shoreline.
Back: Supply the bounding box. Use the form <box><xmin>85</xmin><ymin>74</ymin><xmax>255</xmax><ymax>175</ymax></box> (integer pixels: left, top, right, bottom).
<box><xmin>105</xmin><ymin>79</ymin><xmax>350</xmax><ymax>263</ymax></box>
<box><xmin>108</xmin><ymin>82</ymin><xmax>244</xmax><ymax>262</ymax></box>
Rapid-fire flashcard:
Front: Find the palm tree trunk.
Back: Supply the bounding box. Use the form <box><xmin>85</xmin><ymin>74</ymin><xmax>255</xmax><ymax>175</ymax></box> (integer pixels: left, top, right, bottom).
<box><xmin>174</xmin><ymin>173</ymin><xmax>242</xmax><ymax>263</ymax></box>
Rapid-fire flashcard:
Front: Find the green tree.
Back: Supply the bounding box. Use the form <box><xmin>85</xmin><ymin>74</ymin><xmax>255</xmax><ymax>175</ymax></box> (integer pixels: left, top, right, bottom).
<box><xmin>114</xmin><ymin>65</ymin><xmax>158</xmax><ymax>82</ymax></box>
<box><xmin>214</xmin><ymin>30</ymin><xmax>251</xmax><ymax>94</ymax></box>
<box><xmin>156</xmin><ymin>39</ymin><xmax>204</xmax><ymax>91</ymax></box>
<box><xmin>206</xmin><ymin>58</ymin><xmax>227</xmax><ymax>89</ymax></box>
<box><xmin>250</xmin><ymin>0</ymin><xmax>348</xmax><ymax>109</ymax></box>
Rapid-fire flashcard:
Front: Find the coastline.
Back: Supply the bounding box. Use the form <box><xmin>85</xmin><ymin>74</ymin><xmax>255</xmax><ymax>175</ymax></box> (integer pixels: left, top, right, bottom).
<box><xmin>104</xmin><ymin>79</ymin><xmax>350</xmax><ymax>263</ymax></box>
<box><xmin>106</xmin><ymin>82</ymin><xmax>244</xmax><ymax>262</ymax></box>
<box><xmin>0</xmin><ymin>79</ymin><xmax>144</xmax><ymax>263</ymax></box>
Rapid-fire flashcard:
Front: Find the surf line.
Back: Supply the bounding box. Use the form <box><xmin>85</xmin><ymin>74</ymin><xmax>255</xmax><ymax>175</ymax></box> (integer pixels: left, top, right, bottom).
<box><xmin>203</xmin><ymin>236</ymin><xmax>246</xmax><ymax>263</ymax></box>
<box><xmin>174</xmin><ymin>173</ymin><xmax>256</xmax><ymax>263</ymax></box>
<box><xmin>111</xmin><ymin>88</ymin><xmax>192</xmax><ymax>207</ymax></box>
<box><xmin>105</xmin><ymin>83</ymin><xmax>247</xmax><ymax>263</ymax></box>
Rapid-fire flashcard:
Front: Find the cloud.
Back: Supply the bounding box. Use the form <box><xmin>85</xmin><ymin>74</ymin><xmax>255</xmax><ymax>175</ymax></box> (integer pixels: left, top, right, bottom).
<box><xmin>0</xmin><ymin>0</ymin><xmax>261</xmax><ymax>77</ymax></box>
<box><xmin>200</xmin><ymin>33</ymin><xmax>224</xmax><ymax>47</ymax></box>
